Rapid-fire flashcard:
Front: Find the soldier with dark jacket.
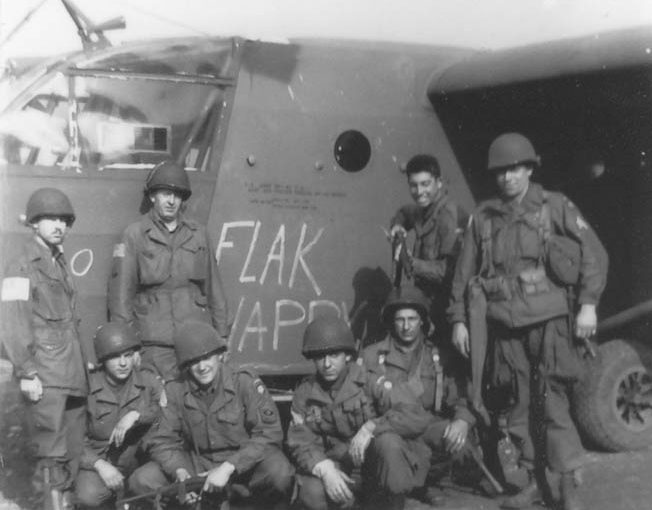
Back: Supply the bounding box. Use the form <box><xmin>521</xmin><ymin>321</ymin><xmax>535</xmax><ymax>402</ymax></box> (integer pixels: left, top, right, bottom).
<box><xmin>108</xmin><ymin>160</ymin><xmax>229</xmax><ymax>381</ymax></box>
<box><xmin>390</xmin><ymin>154</ymin><xmax>465</xmax><ymax>337</ymax></box>
<box><xmin>76</xmin><ymin>322</ymin><xmax>163</xmax><ymax>508</ymax></box>
<box><xmin>362</xmin><ymin>285</ymin><xmax>475</xmax><ymax>505</ymax></box>
<box><xmin>0</xmin><ymin>188</ymin><xmax>88</xmax><ymax>510</ymax></box>
<box><xmin>449</xmin><ymin>133</ymin><xmax>608</xmax><ymax>510</ymax></box>
<box><xmin>130</xmin><ymin>321</ymin><xmax>293</xmax><ymax>507</ymax></box>
<box><xmin>288</xmin><ymin>316</ymin><xmax>432</xmax><ymax>510</ymax></box>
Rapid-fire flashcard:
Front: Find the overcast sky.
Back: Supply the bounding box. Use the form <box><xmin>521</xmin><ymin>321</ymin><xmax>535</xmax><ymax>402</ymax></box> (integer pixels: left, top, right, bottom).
<box><xmin>2</xmin><ymin>0</ymin><xmax>652</xmax><ymax>58</ymax></box>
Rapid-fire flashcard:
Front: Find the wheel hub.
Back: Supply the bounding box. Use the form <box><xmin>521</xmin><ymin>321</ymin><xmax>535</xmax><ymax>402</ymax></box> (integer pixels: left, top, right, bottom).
<box><xmin>613</xmin><ymin>367</ymin><xmax>652</xmax><ymax>432</ymax></box>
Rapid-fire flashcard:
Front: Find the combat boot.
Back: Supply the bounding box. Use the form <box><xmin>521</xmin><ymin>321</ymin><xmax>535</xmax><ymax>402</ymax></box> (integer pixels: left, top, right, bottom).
<box><xmin>500</xmin><ymin>479</ymin><xmax>542</xmax><ymax>509</ymax></box>
<box><xmin>559</xmin><ymin>470</ymin><xmax>583</xmax><ymax>510</ymax></box>
<box><xmin>415</xmin><ymin>486</ymin><xmax>449</xmax><ymax>507</ymax></box>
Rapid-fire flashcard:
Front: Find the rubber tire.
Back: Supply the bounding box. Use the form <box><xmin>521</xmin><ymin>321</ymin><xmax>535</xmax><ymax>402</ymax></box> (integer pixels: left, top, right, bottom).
<box><xmin>574</xmin><ymin>338</ymin><xmax>652</xmax><ymax>452</ymax></box>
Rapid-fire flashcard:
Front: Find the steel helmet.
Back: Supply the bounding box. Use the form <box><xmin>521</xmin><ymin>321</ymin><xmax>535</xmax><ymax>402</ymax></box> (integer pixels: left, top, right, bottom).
<box><xmin>144</xmin><ymin>160</ymin><xmax>191</xmax><ymax>200</ymax></box>
<box><xmin>381</xmin><ymin>285</ymin><xmax>430</xmax><ymax>325</ymax></box>
<box><xmin>94</xmin><ymin>322</ymin><xmax>141</xmax><ymax>363</ymax></box>
<box><xmin>487</xmin><ymin>133</ymin><xmax>539</xmax><ymax>171</ymax></box>
<box><xmin>302</xmin><ymin>316</ymin><xmax>356</xmax><ymax>358</ymax></box>
<box><xmin>174</xmin><ymin>321</ymin><xmax>227</xmax><ymax>368</ymax></box>
<box><xmin>25</xmin><ymin>188</ymin><xmax>75</xmax><ymax>225</ymax></box>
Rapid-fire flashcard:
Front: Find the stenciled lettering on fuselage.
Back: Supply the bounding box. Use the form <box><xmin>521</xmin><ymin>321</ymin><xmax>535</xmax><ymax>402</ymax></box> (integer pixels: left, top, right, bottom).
<box><xmin>216</xmin><ymin>221</ymin><xmax>348</xmax><ymax>353</ymax></box>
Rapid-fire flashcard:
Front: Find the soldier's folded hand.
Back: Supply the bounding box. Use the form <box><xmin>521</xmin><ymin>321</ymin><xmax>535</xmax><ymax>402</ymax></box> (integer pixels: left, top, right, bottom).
<box><xmin>109</xmin><ymin>410</ymin><xmax>140</xmax><ymax>447</ymax></box>
<box><xmin>575</xmin><ymin>304</ymin><xmax>597</xmax><ymax>339</ymax></box>
<box><xmin>349</xmin><ymin>421</ymin><xmax>375</xmax><ymax>467</ymax></box>
<box><xmin>452</xmin><ymin>322</ymin><xmax>470</xmax><ymax>358</ymax></box>
<box><xmin>389</xmin><ymin>224</ymin><xmax>407</xmax><ymax>241</ymax></box>
<box><xmin>94</xmin><ymin>459</ymin><xmax>124</xmax><ymax>490</ymax></box>
<box><xmin>203</xmin><ymin>462</ymin><xmax>235</xmax><ymax>492</ymax></box>
<box><xmin>20</xmin><ymin>376</ymin><xmax>43</xmax><ymax>402</ymax></box>
<box><xmin>444</xmin><ymin>418</ymin><xmax>469</xmax><ymax>453</ymax></box>
<box><xmin>313</xmin><ymin>459</ymin><xmax>354</xmax><ymax>505</ymax></box>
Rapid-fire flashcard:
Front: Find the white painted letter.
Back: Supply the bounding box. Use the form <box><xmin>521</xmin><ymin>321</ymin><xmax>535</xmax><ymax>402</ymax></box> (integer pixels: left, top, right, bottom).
<box><xmin>70</xmin><ymin>248</ymin><xmax>93</xmax><ymax>277</ymax></box>
<box><xmin>227</xmin><ymin>295</ymin><xmax>246</xmax><ymax>351</ymax></box>
<box><xmin>289</xmin><ymin>224</ymin><xmax>324</xmax><ymax>296</ymax></box>
<box><xmin>240</xmin><ymin>221</ymin><xmax>261</xmax><ymax>283</ymax></box>
<box><xmin>308</xmin><ymin>300</ymin><xmax>341</xmax><ymax>322</ymax></box>
<box><xmin>273</xmin><ymin>299</ymin><xmax>305</xmax><ymax>350</ymax></box>
<box><xmin>260</xmin><ymin>224</ymin><xmax>285</xmax><ymax>286</ymax></box>
<box><xmin>237</xmin><ymin>301</ymin><xmax>268</xmax><ymax>352</ymax></box>
<box><xmin>215</xmin><ymin>221</ymin><xmax>255</xmax><ymax>265</ymax></box>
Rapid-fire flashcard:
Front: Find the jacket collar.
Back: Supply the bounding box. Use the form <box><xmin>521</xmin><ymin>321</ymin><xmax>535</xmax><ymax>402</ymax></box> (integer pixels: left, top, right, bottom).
<box><xmin>25</xmin><ymin>237</ymin><xmax>73</xmax><ymax>290</ymax></box>
<box><xmin>384</xmin><ymin>335</ymin><xmax>425</xmax><ymax>371</ymax></box>
<box><xmin>143</xmin><ymin>210</ymin><xmax>198</xmax><ymax>246</ymax></box>
<box><xmin>89</xmin><ymin>369</ymin><xmax>146</xmax><ymax>406</ymax></box>
<box><xmin>307</xmin><ymin>362</ymin><xmax>367</xmax><ymax>406</ymax></box>
<box><xmin>484</xmin><ymin>182</ymin><xmax>545</xmax><ymax>217</ymax></box>
<box><xmin>183</xmin><ymin>363</ymin><xmax>236</xmax><ymax>413</ymax></box>
<box><xmin>415</xmin><ymin>190</ymin><xmax>449</xmax><ymax>236</ymax></box>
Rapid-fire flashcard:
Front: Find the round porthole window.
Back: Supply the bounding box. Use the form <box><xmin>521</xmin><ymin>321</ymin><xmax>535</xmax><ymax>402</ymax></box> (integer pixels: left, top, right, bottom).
<box><xmin>334</xmin><ymin>130</ymin><xmax>371</xmax><ymax>172</ymax></box>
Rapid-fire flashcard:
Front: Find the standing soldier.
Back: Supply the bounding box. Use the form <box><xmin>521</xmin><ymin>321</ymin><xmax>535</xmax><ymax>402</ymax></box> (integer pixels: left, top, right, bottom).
<box><xmin>108</xmin><ymin>160</ymin><xmax>229</xmax><ymax>381</ymax></box>
<box><xmin>288</xmin><ymin>316</ymin><xmax>431</xmax><ymax>510</ymax></box>
<box><xmin>448</xmin><ymin>133</ymin><xmax>608</xmax><ymax>510</ymax></box>
<box><xmin>390</xmin><ymin>154</ymin><xmax>465</xmax><ymax>338</ymax></box>
<box><xmin>362</xmin><ymin>285</ymin><xmax>475</xmax><ymax>505</ymax></box>
<box><xmin>1</xmin><ymin>188</ymin><xmax>88</xmax><ymax>510</ymax></box>
<box><xmin>130</xmin><ymin>321</ymin><xmax>293</xmax><ymax>507</ymax></box>
<box><xmin>75</xmin><ymin>322</ymin><xmax>163</xmax><ymax>508</ymax></box>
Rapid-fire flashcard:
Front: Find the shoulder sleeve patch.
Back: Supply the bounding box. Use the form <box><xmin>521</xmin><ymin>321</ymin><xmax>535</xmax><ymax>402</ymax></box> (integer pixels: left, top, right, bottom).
<box><xmin>1</xmin><ymin>277</ymin><xmax>30</xmax><ymax>302</ymax></box>
<box><xmin>254</xmin><ymin>378</ymin><xmax>267</xmax><ymax>394</ymax></box>
<box><xmin>576</xmin><ymin>215</ymin><xmax>589</xmax><ymax>230</ymax></box>
<box><xmin>112</xmin><ymin>243</ymin><xmax>126</xmax><ymax>258</ymax></box>
<box><xmin>290</xmin><ymin>409</ymin><xmax>305</xmax><ymax>426</ymax></box>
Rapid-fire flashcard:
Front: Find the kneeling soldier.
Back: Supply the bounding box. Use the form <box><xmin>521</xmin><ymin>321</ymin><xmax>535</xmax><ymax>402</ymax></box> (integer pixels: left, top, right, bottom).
<box><xmin>130</xmin><ymin>320</ymin><xmax>293</xmax><ymax>507</ymax></box>
<box><xmin>362</xmin><ymin>285</ymin><xmax>476</xmax><ymax>505</ymax></box>
<box><xmin>75</xmin><ymin>322</ymin><xmax>163</xmax><ymax>508</ymax></box>
<box><xmin>288</xmin><ymin>316</ymin><xmax>431</xmax><ymax>510</ymax></box>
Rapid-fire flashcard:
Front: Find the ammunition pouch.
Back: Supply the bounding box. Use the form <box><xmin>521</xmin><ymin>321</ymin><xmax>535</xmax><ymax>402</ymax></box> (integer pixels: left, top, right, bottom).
<box><xmin>547</xmin><ymin>235</ymin><xmax>581</xmax><ymax>286</ymax></box>
<box><xmin>482</xmin><ymin>269</ymin><xmax>569</xmax><ymax>328</ymax></box>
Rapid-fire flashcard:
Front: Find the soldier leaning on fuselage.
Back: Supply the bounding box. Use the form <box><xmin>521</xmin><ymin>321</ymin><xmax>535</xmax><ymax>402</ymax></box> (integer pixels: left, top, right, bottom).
<box><xmin>288</xmin><ymin>316</ymin><xmax>432</xmax><ymax>510</ymax></box>
<box><xmin>108</xmin><ymin>160</ymin><xmax>229</xmax><ymax>381</ymax></box>
<box><xmin>131</xmin><ymin>320</ymin><xmax>294</xmax><ymax>507</ymax></box>
<box><xmin>1</xmin><ymin>188</ymin><xmax>89</xmax><ymax>510</ymax></box>
<box><xmin>75</xmin><ymin>322</ymin><xmax>163</xmax><ymax>508</ymax></box>
<box><xmin>390</xmin><ymin>154</ymin><xmax>466</xmax><ymax>337</ymax></box>
<box><xmin>361</xmin><ymin>285</ymin><xmax>475</xmax><ymax>505</ymax></box>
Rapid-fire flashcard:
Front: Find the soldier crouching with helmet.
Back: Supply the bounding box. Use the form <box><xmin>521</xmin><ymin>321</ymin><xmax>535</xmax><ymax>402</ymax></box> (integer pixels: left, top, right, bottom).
<box><xmin>130</xmin><ymin>320</ymin><xmax>294</xmax><ymax>508</ymax></box>
<box><xmin>108</xmin><ymin>160</ymin><xmax>229</xmax><ymax>382</ymax></box>
<box><xmin>75</xmin><ymin>322</ymin><xmax>163</xmax><ymax>508</ymax></box>
<box><xmin>1</xmin><ymin>188</ymin><xmax>89</xmax><ymax>510</ymax></box>
<box><xmin>361</xmin><ymin>285</ymin><xmax>476</xmax><ymax>507</ymax></box>
<box><xmin>288</xmin><ymin>316</ymin><xmax>432</xmax><ymax>510</ymax></box>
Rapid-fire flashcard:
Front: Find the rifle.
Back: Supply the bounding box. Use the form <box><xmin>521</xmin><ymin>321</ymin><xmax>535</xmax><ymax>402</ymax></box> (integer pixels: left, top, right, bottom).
<box><xmin>467</xmin><ymin>442</ymin><xmax>504</xmax><ymax>495</ymax></box>
<box><xmin>391</xmin><ymin>230</ymin><xmax>413</xmax><ymax>286</ymax></box>
<box><xmin>116</xmin><ymin>475</ymin><xmax>220</xmax><ymax>510</ymax></box>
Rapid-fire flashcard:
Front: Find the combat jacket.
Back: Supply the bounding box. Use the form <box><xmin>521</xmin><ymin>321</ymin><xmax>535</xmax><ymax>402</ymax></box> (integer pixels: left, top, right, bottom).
<box><xmin>448</xmin><ymin>183</ymin><xmax>607</xmax><ymax>326</ymax></box>
<box><xmin>147</xmin><ymin>363</ymin><xmax>282</xmax><ymax>477</ymax></box>
<box><xmin>287</xmin><ymin>362</ymin><xmax>430</xmax><ymax>474</ymax></box>
<box><xmin>108</xmin><ymin>210</ymin><xmax>229</xmax><ymax>346</ymax></box>
<box><xmin>80</xmin><ymin>368</ymin><xmax>163</xmax><ymax>470</ymax></box>
<box><xmin>1</xmin><ymin>237</ymin><xmax>87</xmax><ymax>394</ymax></box>
<box><xmin>391</xmin><ymin>191</ymin><xmax>463</xmax><ymax>294</ymax></box>
<box><xmin>362</xmin><ymin>336</ymin><xmax>474</xmax><ymax>425</ymax></box>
